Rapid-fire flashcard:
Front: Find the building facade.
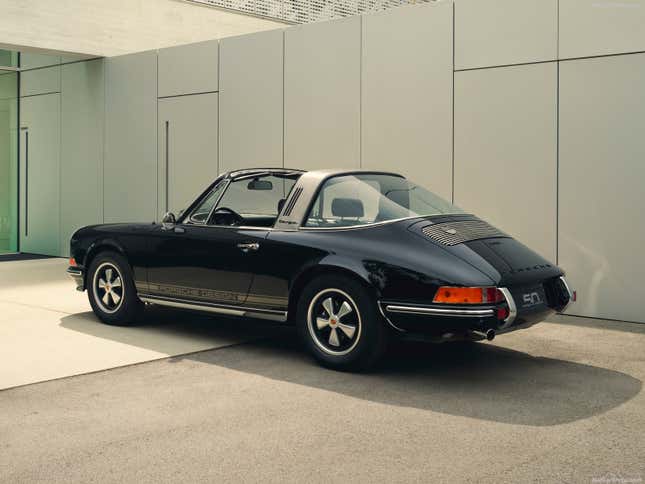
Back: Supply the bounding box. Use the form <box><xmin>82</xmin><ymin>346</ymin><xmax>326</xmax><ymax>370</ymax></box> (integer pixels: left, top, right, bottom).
<box><xmin>1</xmin><ymin>0</ymin><xmax>645</xmax><ymax>324</ymax></box>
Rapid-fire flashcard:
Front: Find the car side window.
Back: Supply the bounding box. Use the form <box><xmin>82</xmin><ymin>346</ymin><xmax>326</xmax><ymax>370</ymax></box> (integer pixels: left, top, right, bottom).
<box><xmin>187</xmin><ymin>182</ymin><xmax>227</xmax><ymax>224</ymax></box>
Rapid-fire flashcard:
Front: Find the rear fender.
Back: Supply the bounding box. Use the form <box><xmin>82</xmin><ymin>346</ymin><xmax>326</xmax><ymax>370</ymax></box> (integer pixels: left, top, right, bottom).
<box><xmin>287</xmin><ymin>256</ymin><xmax>379</xmax><ymax>321</ymax></box>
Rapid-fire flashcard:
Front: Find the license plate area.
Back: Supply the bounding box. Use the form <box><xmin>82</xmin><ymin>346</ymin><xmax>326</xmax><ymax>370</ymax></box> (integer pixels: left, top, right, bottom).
<box><xmin>512</xmin><ymin>284</ymin><xmax>548</xmax><ymax>313</ymax></box>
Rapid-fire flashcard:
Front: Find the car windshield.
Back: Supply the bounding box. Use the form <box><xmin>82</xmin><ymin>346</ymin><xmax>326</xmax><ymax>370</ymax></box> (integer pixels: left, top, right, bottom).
<box><xmin>305</xmin><ymin>174</ymin><xmax>463</xmax><ymax>228</ymax></box>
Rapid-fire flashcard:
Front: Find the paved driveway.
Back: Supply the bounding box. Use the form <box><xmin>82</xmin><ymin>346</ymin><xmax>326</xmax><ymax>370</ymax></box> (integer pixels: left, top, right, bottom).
<box><xmin>1</xmin><ymin>258</ymin><xmax>644</xmax><ymax>482</ymax></box>
<box><xmin>0</xmin><ymin>258</ymin><xmax>255</xmax><ymax>389</ymax></box>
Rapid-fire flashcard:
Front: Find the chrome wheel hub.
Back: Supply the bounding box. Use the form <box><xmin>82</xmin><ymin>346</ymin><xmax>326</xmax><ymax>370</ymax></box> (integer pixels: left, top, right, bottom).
<box><xmin>307</xmin><ymin>289</ymin><xmax>361</xmax><ymax>356</ymax></box>
<box><xmin>93</xmin><ymin>262</ymin><xmax>124</xmax><ymax>314</ymax></box>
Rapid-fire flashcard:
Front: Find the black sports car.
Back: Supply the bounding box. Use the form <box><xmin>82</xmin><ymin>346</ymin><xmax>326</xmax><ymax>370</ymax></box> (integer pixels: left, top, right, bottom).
<box><xmin>68</xmin><ymin>168</ymin><xmax>574</xmax><ymax>370</ymax></box>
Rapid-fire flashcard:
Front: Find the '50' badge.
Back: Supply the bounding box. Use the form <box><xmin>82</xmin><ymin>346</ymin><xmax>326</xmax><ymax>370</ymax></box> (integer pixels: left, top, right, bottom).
<box><xmin>522</xmin><ymin>292</ymin><xmax>542</xmax><ymax>307</ymax></box>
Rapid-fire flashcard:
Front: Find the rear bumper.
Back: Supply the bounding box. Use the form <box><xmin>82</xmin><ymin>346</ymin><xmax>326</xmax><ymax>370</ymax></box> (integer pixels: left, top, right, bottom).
<box><xmin>379</xmin><ymin>276</ymin><xmax>573</xmax><ymax>339</ymax></box>
<box><xmin>379</xmin><ymin>300</ymin><xmax>551</xmax><ymax>338</ymax></box>
<box><xmin>67</xmin><ymin>265</ymin><xmax>85</xmax><ymax>291</ymax></box>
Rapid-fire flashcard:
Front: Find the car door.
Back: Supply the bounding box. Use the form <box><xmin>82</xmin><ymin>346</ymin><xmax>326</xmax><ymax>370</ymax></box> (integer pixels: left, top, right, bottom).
<box><xmin>143</xmin><ymin>175</ymin><xmax>282</xmax><ymax>307</ymax></box>
<box><xmin>144</xmin><ymin>223</ymin><xmax>267</xmax><ymax>306</ymax></box>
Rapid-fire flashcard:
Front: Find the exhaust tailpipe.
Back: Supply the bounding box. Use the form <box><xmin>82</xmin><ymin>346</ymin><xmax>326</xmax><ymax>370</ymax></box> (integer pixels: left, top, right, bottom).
<box><xmin>472</xmin><ymin>329</ymin><xmax>495</xmax><ymax>341</ymax></box>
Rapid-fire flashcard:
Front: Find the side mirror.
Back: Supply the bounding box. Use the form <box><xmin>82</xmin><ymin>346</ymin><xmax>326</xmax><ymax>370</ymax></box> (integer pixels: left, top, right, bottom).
<box><xmin>161</xmin><ymin>212</ymin><xmax>176</xmax><ymax>230</ymax></box>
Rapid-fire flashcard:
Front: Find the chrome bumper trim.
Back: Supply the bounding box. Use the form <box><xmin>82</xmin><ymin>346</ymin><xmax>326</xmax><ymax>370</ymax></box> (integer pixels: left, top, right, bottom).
<box><xmin>378</xmin><ymin>302</ymin><xmax>405</xmax><ymax>332</ymax></box>
<box><xmin>138</xmin><ymin>294</ymin><xmax>288</xmax><ymax>322</ymax></box>
<box><xmin>384</xmin><ymin>304</ymin><xmax>495</xmax><ymax>318</ymax></box>
<box><xmin>498</xmin><ymin>287</ymin><xmax>517</xmax><ymax>328</ymax></box>
<box><xmin>66</xmin><ymin>266</ymin><xmax>85</xmax><ymax>291</ymax></box>
<box><xmin>558</xmin><ymin>276</ymin><xmax>575</xmax><ymax>312</ymax></box>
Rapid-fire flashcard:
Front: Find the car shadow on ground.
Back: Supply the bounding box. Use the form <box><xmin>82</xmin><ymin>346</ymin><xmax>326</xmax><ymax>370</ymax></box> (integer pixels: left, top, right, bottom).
<box><xmin>60</xmin><ymin>308</ymin><xmax>642</xmax><ymax>427</ymax></box>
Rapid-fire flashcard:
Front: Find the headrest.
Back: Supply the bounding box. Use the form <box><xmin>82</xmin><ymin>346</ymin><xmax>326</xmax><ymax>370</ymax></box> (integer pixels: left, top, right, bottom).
<box><xmin>331</xmin><ymin>198</ymin><xmax>364</xmax><ymax>218</ymax></box>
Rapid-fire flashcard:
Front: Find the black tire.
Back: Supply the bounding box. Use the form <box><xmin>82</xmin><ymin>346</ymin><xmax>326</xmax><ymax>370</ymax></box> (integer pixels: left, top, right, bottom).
<box><xmin>296</xmin><ymin>274</ymin><xmax>389</xmax><ymax>371</ymax></box>
<box><xmin>87</xmin><ymin>251</ymin><xmax>143</xmax><ymax>326</ymax></box>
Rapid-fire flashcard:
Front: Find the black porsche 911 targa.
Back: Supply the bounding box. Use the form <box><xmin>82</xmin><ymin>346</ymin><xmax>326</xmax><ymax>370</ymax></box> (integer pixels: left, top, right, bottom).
<box><xmin>68</xmin><ymin>168</ymin><xmax>574</xmax><ymax>370</ymax></box>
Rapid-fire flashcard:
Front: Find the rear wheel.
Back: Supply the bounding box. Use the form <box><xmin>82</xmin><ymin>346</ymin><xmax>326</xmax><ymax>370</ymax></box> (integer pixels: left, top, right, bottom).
<box><xmin>87</xmin><ymin>251</ymin><xmax>143</xmax><ymax>325</ymax></box>
<box><xmin>296</xmin><ymin>275</ymin><xmax>389</xmax><ymax>371</ymax></box>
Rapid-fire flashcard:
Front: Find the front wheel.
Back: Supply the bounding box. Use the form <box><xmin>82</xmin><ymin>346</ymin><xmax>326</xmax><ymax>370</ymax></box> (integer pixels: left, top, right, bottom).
<box><xmin>87</xmin><ymin>251</ymin><xmax>143</xmax><ymax>325</ymax></box>
<box><xmin>296</xmin><ymin>275</ymin><xmax>389</xmax><ymax>371</ymax></box>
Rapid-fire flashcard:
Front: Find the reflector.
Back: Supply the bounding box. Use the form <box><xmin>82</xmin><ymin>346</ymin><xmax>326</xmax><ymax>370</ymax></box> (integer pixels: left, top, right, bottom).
<box><xmin>497</xmin><ymin>307</ymin><xmax>509</xmax><ymax>320</ymax></box>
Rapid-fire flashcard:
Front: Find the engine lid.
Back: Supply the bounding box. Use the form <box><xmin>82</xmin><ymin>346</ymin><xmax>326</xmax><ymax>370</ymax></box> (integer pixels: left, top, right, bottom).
<box><xmin>408</xmin><ymin>216</ymin><xmax>561</xmax><ymax>285</ymax></box>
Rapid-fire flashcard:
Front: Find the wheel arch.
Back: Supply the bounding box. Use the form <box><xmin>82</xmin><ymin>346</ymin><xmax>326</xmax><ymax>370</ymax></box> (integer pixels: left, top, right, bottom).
<box><xmin>83</xmin><ymin>240</ymin><xmax>129</xmax><ymax>287</ymax></box>
<box><xmin>287</xmin><ymin>263</ymin><xmax>379</xmax><ymax>322</ymax></box>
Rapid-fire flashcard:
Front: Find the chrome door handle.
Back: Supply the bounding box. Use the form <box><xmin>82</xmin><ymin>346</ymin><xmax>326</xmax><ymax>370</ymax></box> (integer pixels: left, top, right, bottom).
<box><xmin>237</xmin><ymin>242</ymin><xmax>259</xmax><ymax>252</ymax></box>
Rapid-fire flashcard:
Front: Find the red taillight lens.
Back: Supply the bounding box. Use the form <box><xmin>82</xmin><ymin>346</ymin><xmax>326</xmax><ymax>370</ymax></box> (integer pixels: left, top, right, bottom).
<box><xmin>497</xmin><ymin>307</ymin><xmax>509</xmax><ymax>320</ymax></box>
<box><xmin>69</xmin><ymin>257</ymin><xmax>77</xmax><ymax>267</ymax></box>
<box><xmin>433</xmin><ymin>287</ymin><xmax>504</xmax><ymax>304</ymax></box>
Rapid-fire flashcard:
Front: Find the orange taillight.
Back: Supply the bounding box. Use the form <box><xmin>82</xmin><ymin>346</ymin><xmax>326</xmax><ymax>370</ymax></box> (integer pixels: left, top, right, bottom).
<box><xmin>433</xmin><ymin>286</ymin><xmax>503</xmax><ymax>304</ymax></box>
<box><xmin>69</xmin><ymin>257</ymin><xmax>77</xmax><ymax>267</ymax></box>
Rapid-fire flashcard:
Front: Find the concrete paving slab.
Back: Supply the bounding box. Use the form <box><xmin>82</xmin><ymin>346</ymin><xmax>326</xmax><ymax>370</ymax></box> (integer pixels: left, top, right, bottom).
<box><xmin>1</xmin><ymin>318</ymin><xmax>644</xmax><ymax>483</ymax></box>
<box><xmin>0</xmin><ymin>258</ymin><xmax>257</xmax><ymax>390</ymax></box>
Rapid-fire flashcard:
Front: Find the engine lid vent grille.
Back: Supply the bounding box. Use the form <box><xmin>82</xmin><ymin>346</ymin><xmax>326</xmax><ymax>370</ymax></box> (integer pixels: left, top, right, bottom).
<box><xmin>421</xmin><ymin>219</ymin><xmax>509</xmax><ymax>246</ymax></box>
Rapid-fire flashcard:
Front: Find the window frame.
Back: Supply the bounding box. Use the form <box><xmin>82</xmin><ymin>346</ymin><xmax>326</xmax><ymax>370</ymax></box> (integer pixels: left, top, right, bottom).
<box><xmin>185</xmin><ymin>174</ymin><xmax>299</xmax><ymax>230</ymax></box>
<box><xmin>184</xmin><ymin>179</ymin><xmax>230</xmax><ymax>226</ymax></box>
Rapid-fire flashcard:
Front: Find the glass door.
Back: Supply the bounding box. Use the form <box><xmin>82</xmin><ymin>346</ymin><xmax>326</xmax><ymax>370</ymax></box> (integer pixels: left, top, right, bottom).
<box><xmin>0</xmin><ymin>51</ymin><xmax>18</xmax><ymax>254</ymax></box>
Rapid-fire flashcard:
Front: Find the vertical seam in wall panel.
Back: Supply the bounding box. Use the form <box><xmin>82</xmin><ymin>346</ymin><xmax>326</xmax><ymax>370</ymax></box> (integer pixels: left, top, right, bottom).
<box><xmin>58</xmin><ymin>66</ymin><xmax>62</xmax><ymax>255</ymax></box>
<box><xmin>217</xmin><ymin>41</ymin><xmax>221</xmax><ymax>174</ymax></box>
<box><xmin>99</xmin><ymin>61</ymin><xmax>104</xmax><ymax>225</ymax></box>
<box><xmin>282</xmin><ymin>31</ymin><xmax>286</xmax><ymax>168</ymax></box>
<box><xmin>217</xmin><ymin>44</ymin><xmax>220</xmax><ymax>174</ymax></box>
<box><xmin>16</xmin><ymin>68</ymin><xmax>21</xmax><ymax>251</ymax></box>
<box><xmin>557</xmin><ymin>0</ymin><xmax>560</xmax><ymax>60</ymax></box>
<box><xmin>556</xmin><ymin>0</ymin><xmax>560</xmax><ymax>264</ymax></box>
<box><xmin>156</xmin><ymin>53</ymin><xmax>159</xmax><ymax>220</ymax></box>
<box><xmin>101</xmin><ymin>61</ymin><xmax>105</xmax><ymax>223</ymax></box>
<box><xmin>359</xmin><ymin>16</ymin><xmax>363</xmax><ymax>169</ymax></box>
<box><xmin>451</xmin><ymin>1</ymin><xmax>456</xmax><ymax>204</ymax></box>
<box><xmin>102</xmin><ymin>63</ymin><xmax>106</xmax><ymax>223</ymax></box>
<box><xmin>556</xmin><ymin>60</ymin><xmax>560</xmax><ymax>265</ymax></box>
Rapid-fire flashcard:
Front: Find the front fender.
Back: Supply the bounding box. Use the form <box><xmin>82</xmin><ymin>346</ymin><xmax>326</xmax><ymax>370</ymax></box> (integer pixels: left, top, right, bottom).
<box><xmin>84</xmin><ymin>238</ymin><xmax>127</xmax><ymax>266</ymax></box>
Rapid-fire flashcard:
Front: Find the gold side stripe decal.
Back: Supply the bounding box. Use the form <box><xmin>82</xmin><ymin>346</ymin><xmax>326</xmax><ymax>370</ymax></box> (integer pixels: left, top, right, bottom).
<box><xmin>135</xmin><ymin>281</ymin><xmax>287</xmax><ymax>306</ymax></box>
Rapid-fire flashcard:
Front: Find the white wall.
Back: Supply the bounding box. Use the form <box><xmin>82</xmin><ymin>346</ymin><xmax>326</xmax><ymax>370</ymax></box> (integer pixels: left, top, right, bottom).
<box><xmin>60</xmin><ymin>60</ymin><xmax>104</xmax><ymax>257</ymax></box>
<box><xmin>219</xmin><ymin>29</ymin><xmax>285</xmax><ymax>173</ymax></box>
<box><xmin>158</xmin><ymin>40</ymin><xmax>219</xmax><ymax>98</ymax></box>
<box><xmin>157</xmin><ymin>93</ymin><xmax>219</xmax><ymax>218</ymax></box>
<box><xmin>362</xmin><ymin>2</ymin><xmax>453</xmax><ymax>200</ymax></box>
<box><xmin>104</xmin><ymin>51</ymin><xmax>158</xmax><ymax>223</ymax></box>
<box><xmin>284</xmin><ymin>17</ymin><xmax>361</xmax><ymax>170</ymax></box>
<box><xmin>559</xmin><ymin>53</ymin><xmax>645</xmax><ymax>322</ymax></box>
<box><xmin>21</xmin><ymin>0</ymin><xmax>645</xmax><ymax>323</ymax></box>
<box><xmin>559</xmin><ymin>0</ymin><xmax>645</xmax><ymax>59</ymax></box>
<box><xmin>0</xmin><ymin>0</ymin><xmax>285</xmax><ymax>57</ymax></box>
<box><xmin>454</xmin><ymin>63</ymin><xmax>558</xmax><ymax>262</ymax></box>
<box><xmin>455</xmin><ymin>0</ymin><xmax>557</xmax><ymax>70</ymax></box>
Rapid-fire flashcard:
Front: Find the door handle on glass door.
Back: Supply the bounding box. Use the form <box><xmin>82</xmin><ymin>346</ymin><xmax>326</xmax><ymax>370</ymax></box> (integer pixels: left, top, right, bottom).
<box><xmin>237</xmin><ymin>242</ymin><xmax>259</xmax><ymax>252</ymax></box>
